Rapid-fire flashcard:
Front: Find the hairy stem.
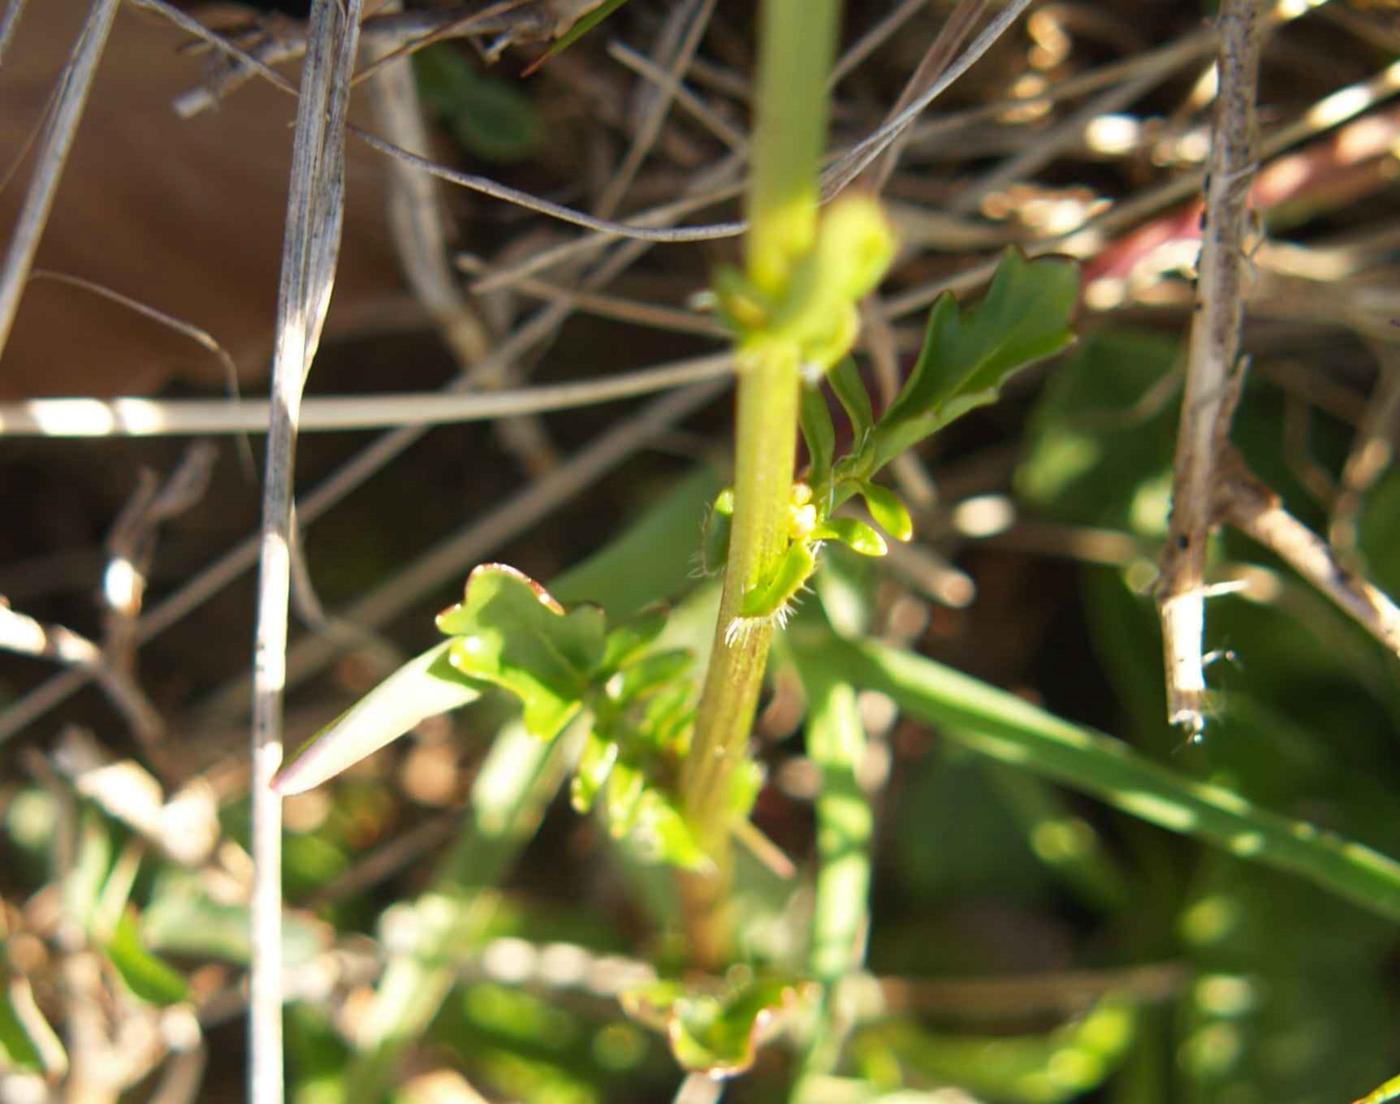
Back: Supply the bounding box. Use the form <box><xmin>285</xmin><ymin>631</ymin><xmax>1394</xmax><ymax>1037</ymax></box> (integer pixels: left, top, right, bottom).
<box><xmin>679</xmin><ymin>0</ymin><xmax>839</xmax><ymax>967</ymax></box>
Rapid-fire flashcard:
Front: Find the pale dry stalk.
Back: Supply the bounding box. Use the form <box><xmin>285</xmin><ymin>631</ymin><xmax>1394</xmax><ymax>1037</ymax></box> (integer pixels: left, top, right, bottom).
<box><xmin>364</xmin><ymin>2</ymin><xmax>490</xmax><ymax>367</ymax></box>
<box><xmin>0</xmin><ymin>0</ymin><xmax>118</xmax><ymax>357</ymax></box>
<box><xmin>249</xmin><ymin>1</ymin><xmax>361</xmax><ymax>1100</ymax></box>
<box><xmin>1156</xmin><ymin>0</ymin><xmax>1264</xmax><ymax>736</ymax></box>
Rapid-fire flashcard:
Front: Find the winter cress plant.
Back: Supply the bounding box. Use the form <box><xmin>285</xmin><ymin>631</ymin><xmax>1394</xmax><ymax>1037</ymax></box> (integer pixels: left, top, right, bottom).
<box><xmin>265</xmin><ymin>0</ymin><xmax>1400</xmax><ymax>1087</ymax></box>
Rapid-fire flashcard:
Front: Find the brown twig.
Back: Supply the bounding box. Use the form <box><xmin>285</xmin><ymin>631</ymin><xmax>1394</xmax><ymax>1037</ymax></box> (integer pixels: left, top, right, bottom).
<box><xmin>1330</xmin><ymin>343</ymin><xmax>1400</xmax><ymax>556</ymax></box>
<box><xmin>102</xmin><ymin>444</ymin><xmax>216</xmax><ymax>778</ymax></box>
<box><xmin>1155</xmin><ymin>0</ymin><xmax>1263</xmax><ymax>738</ymax></box>
<box><xmin>1216</xmin><ymin>448</ymin><xmax>1400</xmax><ymax>658</ymax></box>
<box><xmin>0</xmin><ymin>599</ymin><xmax>168</xmax><ymax>758</ymax></box>
<box><xmin>594</xmin><ymin>0</ymin><xmax>716</xmax><ymax>218</ymax></box>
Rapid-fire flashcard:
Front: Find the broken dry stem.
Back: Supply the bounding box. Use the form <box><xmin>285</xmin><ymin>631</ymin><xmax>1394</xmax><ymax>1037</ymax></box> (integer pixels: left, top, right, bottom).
<box><xmin>1156</xmin><ymin>0</ymin><xmax>1263</xmax><ymax>736</ymax></box>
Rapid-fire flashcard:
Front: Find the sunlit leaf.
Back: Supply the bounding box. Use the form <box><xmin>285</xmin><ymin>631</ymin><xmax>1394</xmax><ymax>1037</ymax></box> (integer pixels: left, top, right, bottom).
<box><xmin>875</xmin><ymin>249</ymin><xmax>1078</xmax><ymax>468</ymax></box>
<box><xmin>702</xmin><ymin>499</ymin><xmax>733</xmax><ymax>577</ymax></box>
<box><xmin>624</xmin><ymin>975</ymin><xmax>805</xmax><ymax>1075</ymax></box>
<box><xmin>727</xmin><ymin>758</ymin><xmax>765</xmax><ymax>821</ymax></box>
<box><xmin>858</xmin><ymin>482</ymin><xmax>913</xmax><ymax>542</ymax></box>
<box><xmin>667</xmin><ymin>976</ymin><xmax>805</xmax><ymax>1075</ymax></box>
<box><xmin>1356</xmin><ymin>1072</ymin><xmax>1400</xmax><ymax>1104</ymax></box>
<box><xmin>812</xmin><ymin>517</ymin><xmax>887</xmax><ymax>557</ymax></box>
<box><xmin>64</xmin><ymin>811</ymin><xmax>113</xmax><ymax>935</ymax></box>
<box><xmin>634</xmin><ymin>790</ymin><xmax>710</xmax><ymax>871</ymax></box>
<box><xmin>441</xmin><ymin>564</ymin><xmax>606</xmax><ymax>739</ymax></box>
<box><xmin>600</xmin><ymin>608</ymin><xmax>669</xmax><ymax>674</ymax></box>
<box><xmin>0</xmin><ymin>997</ymin><xmax>41</xmax><ymax>1074</ymax></box>
<box><xmin>274</xmin><ymin>640</ymin><xmax>479</xmax><ymax>796</ymax></box>
<box><xmin>604</xmin><ymin>759</ymin><xmax>647</xmax><ymax>836</ymax></box>
<box><xmin>571</xmin><ymin>728</ymin><xmax>618</xmax><ymax>813</ymax></box>
<box><xmin>854</xmin><ymin>997</ymin><xmax>1136</xmax><ymax>1103</ymax></box>
<box><xmin>739</xmin><ymin>540</ymin><xmax>818</xmax><ymax>619</ymax></box>
<box><xmin>612</xmin><ymin>649</ymin><xmax>694</xmax><ymax>706</ymax></box>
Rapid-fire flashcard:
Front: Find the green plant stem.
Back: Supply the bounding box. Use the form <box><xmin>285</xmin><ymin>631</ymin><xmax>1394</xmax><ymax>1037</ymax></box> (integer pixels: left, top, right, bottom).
<box><xmin>745</xmin><ymin>0</ymin><xmax>838</xmax><ymax>298</ymax></box>
<box><xmin>678</xmin><ymin>0</ymin><xmax>839</xmax><ymax>968</ymax></box>
<box><xmin>679</xmin><ymin>345</ymin><xmax>801</xmax><ymax>967</ymax></box>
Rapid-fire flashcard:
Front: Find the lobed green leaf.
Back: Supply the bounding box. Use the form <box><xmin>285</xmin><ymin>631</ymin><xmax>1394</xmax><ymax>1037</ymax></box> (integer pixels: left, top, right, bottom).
<box><xmin>874</xmin><ymin>249</ymin><xmax>1078</xmax><ymax>469</ymax></box>
<box><xmin>441</xmin><ymin>564</ymin><xmax>606</xmax><ymax>739</ymax></box>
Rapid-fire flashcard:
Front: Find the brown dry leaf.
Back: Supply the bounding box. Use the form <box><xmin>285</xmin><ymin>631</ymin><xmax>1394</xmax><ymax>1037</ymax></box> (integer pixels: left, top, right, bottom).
<box><xmin>0</xmin><ymin>1</ymin><xmax>399</xmax><ymax>399</ymax></box>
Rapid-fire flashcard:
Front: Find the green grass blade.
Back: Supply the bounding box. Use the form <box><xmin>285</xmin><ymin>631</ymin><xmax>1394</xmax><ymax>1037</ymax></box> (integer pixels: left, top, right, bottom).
<box><xmin>274</xmin><ymin>640</ymin><xmax>479</xmax><ymax>796</ymax></box>
<box><xmin>793</xmin><ymin>645</ymin><xmax>874</xmax><ymax>1087</ymax></box>
<box><xmin>529</xmin><ymin>0</ymin><xmax>632</xmax><ymax>71</ymax></box>
<box><xmin>833</xmin><ymin>635</ymin><xmax>1400</xmax><ymax>922</ymax></box>
<box><xmin>1356</xmin><ymin>1072</ymin><xmax>1400</xmax><ymax>1104</ymax></box>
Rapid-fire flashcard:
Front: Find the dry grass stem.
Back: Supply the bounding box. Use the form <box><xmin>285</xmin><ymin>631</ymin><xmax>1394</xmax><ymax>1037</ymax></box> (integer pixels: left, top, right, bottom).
<box><xmin>608</xmin><ymin>39</ymin><xmax>748</xmax><ymax>157</ymax></box>
<box><xmin>198</xmin><ymin>380</ymin><xmax>725</xmax><ymax>721</ymax></box>
<box><xmin>594</xmin><ymin>0</ymin><xmax>716</xmax><ymax>218</ymax></box>
<box><xmin>1155</xmin><ymin>0</ymin><xmax>1263</xmax><ymax>737</ymax></box>
<box><xmin>250</xmin><ymin>1</ymin><xmax>361</xmax><ymax>1099</ymax></box>
<box><xmin>0</xmin><ymin>0</ymin><xmax>28</xmax><ymax>67</ymax></box>
<box><xmin>829</xmin><ymin>0</ymin><xmax>928</xmax><ymax>86</ymax></box>
<box><xmin>0</xmin><ymin>352</ymin><xmax>732</xmax><ymax>436</ymax></box>
<box><xmin>465</xmin><ymin>165</ymin><xmax>744</xmax><ymax>293</ymax></box>
<box><xmin>861</xmin><ymin>0</ymin><xmax>993</xmax><ymax>193</ymax></box>
<box><xmin>455</xmin><ymin>260</ymin><xmax>726</xmax><ymax>336</ymax></box>
<box><xmin>822</xmin><ymin>0</ymin><xmax>1034</xmax><ymax>197</ymax></box>
<box><xmin>0</xmin><ymin>600</ymin><xmax>167</xmax><ymax>764</ymax></box>
<box><xmin>0</xmin><ymin>0</ymin><xmax>118</xmax><ymax>357</ymax></box>
<box><xmin>352</xmin><ymin>128</ymin><xmax>746</xmax><ymax>243</ymax></box>
<box><xmin>161</xmin><ymin>1</ymin><xmax>528</xmax><ymax>115</ymax></box>
<box><xmin>1330</xmin><ymin>346</ymin><xmax>1400</xmax><ymax>554</ymax></box>
<box><xmin>365</xmin><ymin>6</ymin><xmax>490</xmax><ymax>368</ymax></box>
<box><xmin>103</xmin><ymin>444</ymin><xmax>219</xmax><ymax>668</ymax></box>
